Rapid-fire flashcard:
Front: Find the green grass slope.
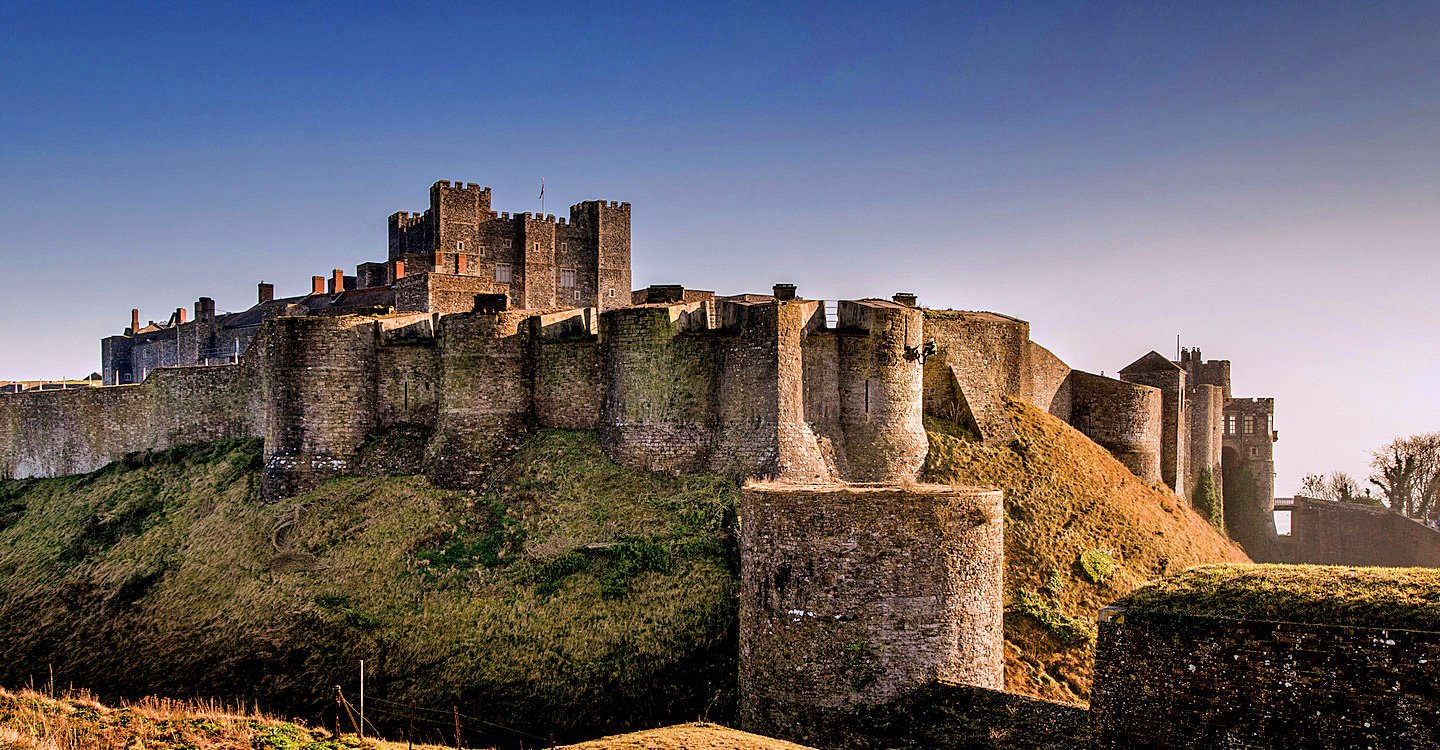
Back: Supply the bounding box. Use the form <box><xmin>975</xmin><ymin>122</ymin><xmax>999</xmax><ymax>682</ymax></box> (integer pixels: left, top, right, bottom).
<box><xmin>924</xmin><ymin>398</ymin><xmax>1249</xmax><ymax>705</ymax></box>
<box><xmin>0</xmin><ymin>397</ymin><xmax>1250</xmax><ymax>738</ymax></box>
<box><xmin>0</xmin><ymin>432</ymin><xmax>739</xmax><ymax>745</ymax></box>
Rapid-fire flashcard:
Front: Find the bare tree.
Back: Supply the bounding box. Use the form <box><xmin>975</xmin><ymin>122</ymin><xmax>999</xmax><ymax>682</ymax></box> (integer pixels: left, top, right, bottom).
<box><xmin>1369</xmin><ymin>433</ymin><xmax>1440</xmax><ymax>520</ymax></box>
<box><xmin>1298</xmin><ymin>471</ymin><xmax>1382</xmax><ymax>506</ymax></box>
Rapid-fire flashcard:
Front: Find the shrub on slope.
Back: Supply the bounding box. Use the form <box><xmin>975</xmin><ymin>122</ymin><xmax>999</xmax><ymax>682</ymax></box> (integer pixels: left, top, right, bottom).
<box><xmin>0</xmin><ymin>432</ymin><xmax>739</xmax><ymax>745</ymax></box>
<box><xmin>924</xmin><ymin>398</ymin><xmax>1249</xmax><ymax>705</ymax></box>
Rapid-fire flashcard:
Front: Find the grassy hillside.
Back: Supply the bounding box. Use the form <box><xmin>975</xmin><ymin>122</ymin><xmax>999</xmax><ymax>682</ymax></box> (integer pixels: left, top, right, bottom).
<box><xmin>0</xmin><ymin>397</ymin><xmax>1247</xmax><ymax>739</ymax></box>
<box><xmin>923</xmin><ymin>398</ymin><xmax>1249</xmax><ymax>705</ymax></box>
<box><xmin>0</xmin><ymin>432</ymin><xmax>739</xmax><ymax>746</ymax></box>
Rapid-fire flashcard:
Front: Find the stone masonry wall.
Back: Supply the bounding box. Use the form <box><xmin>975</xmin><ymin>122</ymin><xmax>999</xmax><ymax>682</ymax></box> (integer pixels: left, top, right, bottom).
<box><xmin>260</xmin><ymin>316</ymin><xmax>379</xmax><ymax>500</ymax></box>
<box><xmin>1093</xmin><ymin>612</ymin><xmax>1440</xmax><ymax>749</ymax></box>
<box><xmin>836</xmin><ymin>302</ymin><xmax>927</xmax><ymax>483</ymax></box>
<box><xmin>740</xmin><ymin>483</ymin><xmax>1004</xmax><ymax>748</ymax></box>
<box><xmin>1275</xmin><ymin>497</ymin><xmax>1440</xmax><ymax>567</ymax></box>
<box><xmin>1121</xmin><ymin>367</ymin><xmax>1186</xmax><ymax>497</ymax></box>
<box><xmin>534</xmin><ymin>338</ymin><xmax>603</xmax><ymax>430</ymax></box>
<box><xmin>1186</xmin><ymin>383</ymin><xmax>1224</xmax><ymax>505</ymax></box>
<box><xmin>1067</xmin><ymin>371</ymin><xmax>1163</xmax><ymax>484</ymax></box>
<box><xmin>426</xmin><ymin>311</ymin><xmax>534</xmax><ymax>488</ymax></box>
<box><xmin>0</xmin><ymin>360</ymin><xmax>261</xmax><ymax>480</ymax></box>
<box><xmin>599</xmin><ymin>304</ymin><xmax>717</xmax><ymax>474</ymax></box>
<box><xmin>920</xmin><ymin>311</ymin><xmax>1029</xmax><ymax>446</ymax></box>
<box><xmin>1025</xmin><ymin>341</ymin><xmax>1072</xmax><ymax>419</ymax></box>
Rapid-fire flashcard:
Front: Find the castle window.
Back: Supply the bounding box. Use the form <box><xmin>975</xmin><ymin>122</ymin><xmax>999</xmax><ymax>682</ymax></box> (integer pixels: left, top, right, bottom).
<box><xmin>495</xmin><ymin>263</ymin><xmax>512</xmax><ymax>284</ymax></box>
<box><xmin>455</xmin><ymin>240</ymin><xmax>464</xmax><ymax>251</ymax></box>
<box><xmin>573</xmin><ymin>289</ymin><xmax>582</xmax><ymax>301</ymax></box>
<box><xmin>502</xmin><ymin>238</ymin><xmax>512</xmax><ymax>249</ymax></box>
<box><xmin>1225</xmin><ymin>415</ymin><xmax>1236</xmax><ymax>435</ymax></box>
<box><xmin>608</xmin><ymin>289</ymin><xmax>615</xmax><ymax>298</ymax></box>
<box><xmin>1243</xmin><ymin>415</ymin><xmax>1255</xmax><ymax>434</ymax></box>
<box><xmin>559</xmin><ymin>268</ymin><xmax>576</xmax><ymax>288</ymax></box>
<box><xmin>533</xmin><ymin>242</ymin><xmax>541</xmax><ymax>253</ymax></box>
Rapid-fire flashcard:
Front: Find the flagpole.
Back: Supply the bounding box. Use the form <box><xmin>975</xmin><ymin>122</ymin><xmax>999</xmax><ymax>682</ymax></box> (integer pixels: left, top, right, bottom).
<box><xmin>539</xmin><ymin>178</ymin><xmax>545</xmax><ymax>216</ymax></box>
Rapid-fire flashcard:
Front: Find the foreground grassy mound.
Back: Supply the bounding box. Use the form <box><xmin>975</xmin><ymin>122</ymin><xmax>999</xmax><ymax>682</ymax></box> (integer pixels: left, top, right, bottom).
<box><xmin>0</xmin><ymin>432</ymin><xmax>738</xmax><ymax>745</ymax></box>
<box><xmin>1118</xmin><ymin>563</ymin><xmax>1440</xmax><ymax>631</ymax></box>
<box><xmin>0</xmin><ymin>686</ymin><xmax>439</xmax><ymax>749</ymax></box>
<box><xmin>562</xmin><ymin>722</ymin><xmax>812</xmax><ymax>749</ymax></box>
<box><xmin>924</xmin><ymin>398</ymin><xmax>1248</xmax><ymax>705</ymax></box>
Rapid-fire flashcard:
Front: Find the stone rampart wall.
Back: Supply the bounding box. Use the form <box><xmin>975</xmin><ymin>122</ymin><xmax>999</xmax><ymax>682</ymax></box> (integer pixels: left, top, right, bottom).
<box><xmin>534</xmin><ymin>338</ymin><xmax>603</xmax><ymax>430</ymax></box>
<box><xmin>0</xmin><ymin>359</ymin><xmax>261</xmax><ymax>480</ymax></box>
<box><xmin>920</xmin><ymin>312</ymin><xmax>1028</xmax><ymax>445</ymax></box>
<box><xmin>599</xmin><ymin>305</ymin><xmax>718</xmax><ymax>475</ymax></box>
<box><xmin>1067</xmin><ymin>371</ymin><xmax>1162</xmax><ymax>483</ymax></box>
<box><xmin>1093</xmin><ymin>612</ymin><xmax>1440</xmax><ymax>749</ymax></box>
<box><xmin>1275</xmin><ymin>498</ymin><xmax>1440</xmax><ymax>567</ymax></box>
<box><xmin>1025</xmin><ymin>341</ymin><xmax>1072</xmax><ymax>419</ymax></box>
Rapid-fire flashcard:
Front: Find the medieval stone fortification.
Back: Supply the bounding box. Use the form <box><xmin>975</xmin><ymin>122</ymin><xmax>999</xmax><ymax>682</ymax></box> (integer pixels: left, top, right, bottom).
<box><xmin>0</xmin><ymin>178</ymin><xmax>1335</xmax><ymax>746</ymax></box>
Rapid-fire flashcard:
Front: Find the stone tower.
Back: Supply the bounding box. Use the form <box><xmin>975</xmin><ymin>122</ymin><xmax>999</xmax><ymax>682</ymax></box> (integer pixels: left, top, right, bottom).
<box><xmin>739</xmin><ymin>482</ymin><xmax>1004</xmax><ymax>747</ymax></box>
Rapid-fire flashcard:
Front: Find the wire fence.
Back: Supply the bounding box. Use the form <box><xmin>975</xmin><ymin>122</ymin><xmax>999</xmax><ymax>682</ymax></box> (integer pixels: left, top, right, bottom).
<box><xmin>334</xmin><ymin>685</ymin><xmax>554</xmax><ymax>749</ymax></box>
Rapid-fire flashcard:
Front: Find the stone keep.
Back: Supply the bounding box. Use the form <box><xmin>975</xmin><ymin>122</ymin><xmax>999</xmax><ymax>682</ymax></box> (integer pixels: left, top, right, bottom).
<box><xmin>739</xmin><ymin>482</ymin><xmax>1004</xmax><ymax>747</ymax></box>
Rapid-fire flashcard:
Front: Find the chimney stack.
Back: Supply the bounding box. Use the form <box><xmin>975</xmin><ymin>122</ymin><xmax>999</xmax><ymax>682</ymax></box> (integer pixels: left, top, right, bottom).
<box><xmin>196</xmin><ymin>297</ymin><xmax>215</xmax><ymax>321</ymax></box>
<box><xmin>892</xmin><ymin>292</ymin><xmax>918</xmax><ymax>307</ymax></box>
<box><xmin>176</xmin><ymin>307</ymin><xmax>187</xmax><ymax>325</ymax></box>
<box><xmin>329</xmin><ymin>269</ymin><xmax>344</xmax><ymax>294</ymax></box>
<box><xmin>311</xmin><ymin>275</ymin><xmax>325</xmax><ymax>296</ymax></box>
<box><xmin>258</xmin><ymin>282</ymin><xmax>274</xmax><ymax>303</ymax></box>
<box><xmin>773</xmin><ymin>283</ymin><xmax>797</xmax><ymax>301</ymax></box>
<box><xmin>130</xmin><ymin>308</ymin><xmax>139</xmax><ymax>334</ymax></box>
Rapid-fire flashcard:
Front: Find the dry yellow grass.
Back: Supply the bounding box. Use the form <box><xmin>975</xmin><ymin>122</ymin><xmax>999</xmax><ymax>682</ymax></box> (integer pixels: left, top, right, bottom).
<box><xmin>0</xmin><ymin>686</ymin><xmax>447</xmax><ymax>749</ymax></box>
<box><xmin>924</xmin><ymin>397</ymin><xmax>1249</xmax><ymax>705</ymax></box>
<box><xmin>560</xmin><ymin>722</ymin><xmax>812</xmax><ymax>749</ymax></box>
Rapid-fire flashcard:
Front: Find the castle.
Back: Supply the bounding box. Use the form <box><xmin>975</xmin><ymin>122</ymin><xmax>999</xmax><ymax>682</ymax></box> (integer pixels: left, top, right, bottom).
<box><xmin>0</xmin><ymin>178</ymin><xmax>1353</xmax><ymax>746</ymax></box>
<box><xmin>100</xmin><ymin>181</ymin><xmax>631</xmax><ymax>386</ymax></box>
<box><xmin>9</xmin><ymin>180</ymin><xmax>1282</xmax><ymax>544</ymax></box>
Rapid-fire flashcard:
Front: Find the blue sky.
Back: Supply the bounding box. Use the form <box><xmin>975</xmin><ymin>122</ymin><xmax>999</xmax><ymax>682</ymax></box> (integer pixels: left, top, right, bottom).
<box><xmin>2</xmin><ymin>1</ymin><xmax>1438</xmax><ymax>493</ymax></box>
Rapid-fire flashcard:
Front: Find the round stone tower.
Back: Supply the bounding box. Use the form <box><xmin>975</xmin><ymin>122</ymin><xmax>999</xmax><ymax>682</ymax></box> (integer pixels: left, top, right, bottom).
<box><xmin>739</xmin><ymin>482</ymin><xmax>1004</xmax><ymax>746</ymax></box>
<box><xmin>260</xmin><ymin>316</ymin><xmax>379</xmax><ymax>500</ymax></box>
<box><xmin>835</xmin><ymin>301</ymin><xmax>928</xmax><ymax>483</ymax></box>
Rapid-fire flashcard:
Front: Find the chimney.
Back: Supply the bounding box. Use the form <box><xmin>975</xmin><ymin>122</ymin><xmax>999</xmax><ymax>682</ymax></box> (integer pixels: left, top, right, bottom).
<box><xmin>130</xmin><ymin>308</ymin><xmax>139</xmax><ymax>334</ymax></box>
<box><xmin>393</xmin><ymin>259</ymin><xmax>405</xmax><ymax>281</ymax></box>
<box><xmin>258</xmin><ymin>282</ymin><xmax>274</xmax><ymax>303</ymax></box>
<box><xmin>176</xmin><ymin>307</ymin><xmax>187</xmax><ymax>325</ymax></box>
<box><xmin>456</xmin><ymin>253</ymin><xmax>467</xmax><ymax>275</ymax></box>
<box><xmin>330</xmin><ymin>269</ymin><xmax>345</xmax><ymax>294</ymax></box>
<box><xmin>196</xmin><ymin>297</ymin><xmax>215</xmax><ymax>321</ymax></box>
<box><xmin>773</xmin><ymin>283</ymin><xmax>797</xmax><ymax>301</ymax></box>
<box><xmin>892</xmin><ymin>292</ymin><xmax>918</xmax><ymax>307</ymax></box>
<box><xmin>311</xmin><ymin>275</ymin><xmax>325</xmax><ymax>296</ymax></box>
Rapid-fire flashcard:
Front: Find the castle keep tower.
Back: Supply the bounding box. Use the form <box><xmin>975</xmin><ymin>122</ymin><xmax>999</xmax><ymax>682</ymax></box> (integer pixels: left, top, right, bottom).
<box><xmin>388</xmin><ymin>181</ymin><xmax>631</xmax><ymax>314</ymax></box>
<box><xmin>739</xmin><ymin>483</ymin><xmax>1004</xmax><ymax>747</ymax></box>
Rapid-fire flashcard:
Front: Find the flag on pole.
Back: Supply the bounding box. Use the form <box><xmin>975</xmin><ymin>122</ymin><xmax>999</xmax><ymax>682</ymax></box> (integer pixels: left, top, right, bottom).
<box><xmin>539</xmin><ymin>178</ymin><xmax>545</xmax><ymax>215</ymax></box>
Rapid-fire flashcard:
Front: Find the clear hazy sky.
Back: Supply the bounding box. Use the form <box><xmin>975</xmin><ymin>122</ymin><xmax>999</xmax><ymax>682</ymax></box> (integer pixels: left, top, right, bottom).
<box><xmin>2</xmin><ymin>1</ymin><xmax>1437</xmax><ymax>495</ymax></box>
